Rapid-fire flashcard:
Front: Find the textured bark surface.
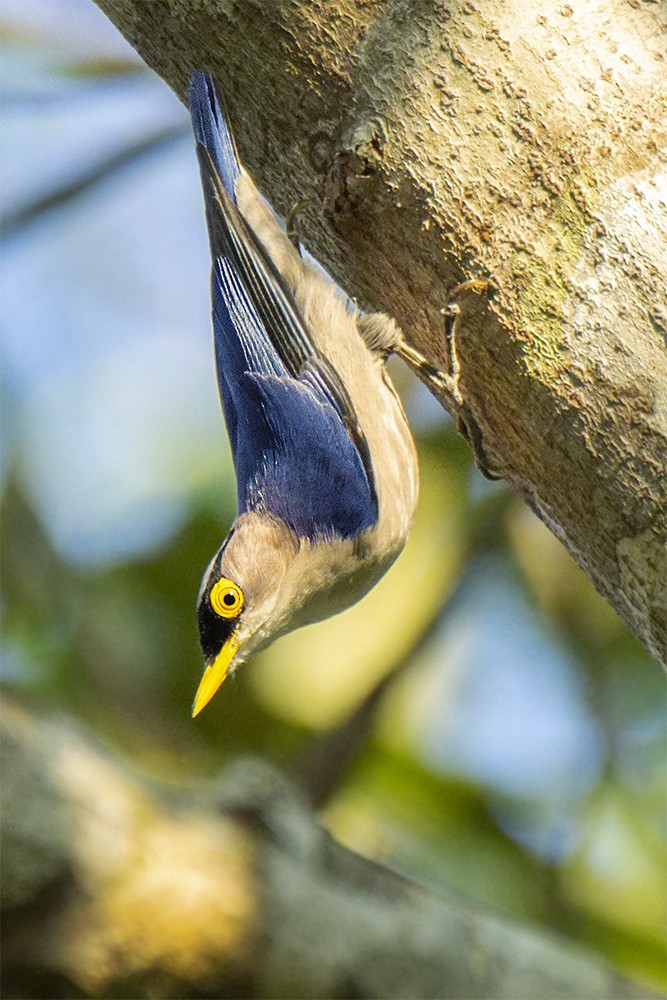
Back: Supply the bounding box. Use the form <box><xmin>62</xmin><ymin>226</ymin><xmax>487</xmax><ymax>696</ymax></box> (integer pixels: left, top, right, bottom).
<box><xmin>93</xmin><ymin>0</ymin><xmax>667</xmax><ymax>663</ymax></box>
<box><xmin>0</xmin><ymin>699</ymin><xmax>655</xmax><ymax>999</ymax></box>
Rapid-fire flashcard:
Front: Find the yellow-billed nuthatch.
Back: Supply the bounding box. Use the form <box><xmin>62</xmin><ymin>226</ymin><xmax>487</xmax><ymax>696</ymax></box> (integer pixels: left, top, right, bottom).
<box><xmin>189</xmin><ymin>71</ymin><xmax>422</xmax><ymax>716</ymax></box>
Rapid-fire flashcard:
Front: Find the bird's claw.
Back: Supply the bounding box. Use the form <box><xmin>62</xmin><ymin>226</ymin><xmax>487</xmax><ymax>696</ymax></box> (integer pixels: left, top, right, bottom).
<box><xmin>440</xmin><ymin>278</ymin><xmax>503</xmax><ymax>478</ymax></box>
<box><xmin>286</xmin><ymin>198</ymin><xmax>311</xmax><ymax>253</ymax></box>
<box><xmin>455</xmin><ymin>404</ymin><xmax>506</xmax><ymax>481</ymax></box>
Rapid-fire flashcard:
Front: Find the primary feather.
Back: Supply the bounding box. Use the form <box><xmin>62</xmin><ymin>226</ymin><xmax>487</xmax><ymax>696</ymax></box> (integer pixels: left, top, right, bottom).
<box><xmin>189</xmin><ymin>70</ymin><xmax>378</xmax><ymax>540</ymax></box>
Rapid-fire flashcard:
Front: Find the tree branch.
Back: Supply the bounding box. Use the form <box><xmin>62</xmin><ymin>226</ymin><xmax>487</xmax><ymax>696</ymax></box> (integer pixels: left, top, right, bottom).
<box><xmin>91</xmin><ymin>0</ymin><xmax>667</xmax><ymax>666</ymax></box>
<box><xmin>0</xmin><ymin>698</ymin><xmax>654</xmax><ymax>999</ymax></box>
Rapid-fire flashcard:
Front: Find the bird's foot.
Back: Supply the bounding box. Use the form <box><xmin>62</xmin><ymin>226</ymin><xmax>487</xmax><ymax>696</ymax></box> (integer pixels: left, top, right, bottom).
<box><xmin>454</xmin><ymin>403</ymin><xmax>505</xmax><ymax>480</ymax></box>
<box><xmin>398</xmin><ymin>279</ymin><xmax>506</xmax><ymax>480</ymax></box>
<box><xmin>442</xmin><ymin>279</ymin><xmax>505</xmax><ymax>479</ymax></box>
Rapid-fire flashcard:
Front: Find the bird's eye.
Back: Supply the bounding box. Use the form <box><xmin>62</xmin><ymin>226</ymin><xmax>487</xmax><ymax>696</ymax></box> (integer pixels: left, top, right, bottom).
<box><xmin>209</xmin><ymin>577</ymin><xmax>244</xmax><ymax>618</ymax></box>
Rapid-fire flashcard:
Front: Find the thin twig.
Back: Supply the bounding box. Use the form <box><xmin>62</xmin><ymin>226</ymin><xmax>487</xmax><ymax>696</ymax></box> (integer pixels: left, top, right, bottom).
<box><xmin>1</xmin><ymin>124</ymin><xmax>187</xmax><ymax>239</ymax></box>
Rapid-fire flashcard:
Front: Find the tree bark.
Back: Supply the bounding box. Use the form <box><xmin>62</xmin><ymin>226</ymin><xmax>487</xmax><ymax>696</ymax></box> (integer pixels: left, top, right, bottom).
<box><xmin>91</xmin><ymin>0</ymin><xmax>667</xmax><ymax>659</ymax></box>
<box><xmin>0</xmin><ymin>698</ymin><xmax>655</xmax><ymax>999</ymax></box>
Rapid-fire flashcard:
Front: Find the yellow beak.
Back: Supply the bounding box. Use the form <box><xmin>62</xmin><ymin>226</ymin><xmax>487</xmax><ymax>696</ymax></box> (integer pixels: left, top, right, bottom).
<box><xmin>191</xmin><ymin>636</ymin><xmax>240</xmax><ymax>717</ymax></box>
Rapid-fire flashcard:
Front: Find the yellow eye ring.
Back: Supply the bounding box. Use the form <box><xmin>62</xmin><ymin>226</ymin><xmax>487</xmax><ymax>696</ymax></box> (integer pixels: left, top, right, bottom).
<box><xmin>210</xmin><ymin>578</ymin><xmax>244</xmax><ymax>618</ymax></box>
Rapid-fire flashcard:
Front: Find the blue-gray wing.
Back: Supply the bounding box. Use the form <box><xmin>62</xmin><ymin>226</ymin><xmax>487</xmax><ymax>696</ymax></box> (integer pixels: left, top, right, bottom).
<box><xmin>189</xmin><ymin>71</ymin><xmax>378</xmax><ymax>540</ymax></box>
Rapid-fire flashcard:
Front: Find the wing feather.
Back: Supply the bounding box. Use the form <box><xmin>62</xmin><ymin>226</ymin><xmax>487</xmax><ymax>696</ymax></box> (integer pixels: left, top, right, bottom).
<box><xmin>190</xmin><ymin>71</ymin><xmax>378</xmax><ymax>539</ymax></box>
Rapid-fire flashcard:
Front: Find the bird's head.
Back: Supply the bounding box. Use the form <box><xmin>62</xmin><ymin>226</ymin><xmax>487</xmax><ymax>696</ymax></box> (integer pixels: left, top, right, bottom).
<box><xmin>193</xmin><ymin>512</ymin><xmax>299</xmax><ymax>716</ymax></box>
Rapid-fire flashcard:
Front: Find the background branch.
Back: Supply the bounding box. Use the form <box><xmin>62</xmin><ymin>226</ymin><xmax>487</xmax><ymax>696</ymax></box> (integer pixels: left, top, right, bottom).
<box><xmin>1</xmin><ymin>123</ymin><xmax>186</xmax><ymax>238</ymax></box>
<box><xmin>0</xmin><ymin>699</ymin><xmax>654</xmax><ymax>1000</ymax></box>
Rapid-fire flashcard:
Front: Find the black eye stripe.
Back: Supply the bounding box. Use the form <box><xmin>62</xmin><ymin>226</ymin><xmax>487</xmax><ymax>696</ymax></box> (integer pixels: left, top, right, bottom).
<box><xmin>197</xmin><ymin>603</ymin><xmax>237</xmax><ymax>662</ymax></box>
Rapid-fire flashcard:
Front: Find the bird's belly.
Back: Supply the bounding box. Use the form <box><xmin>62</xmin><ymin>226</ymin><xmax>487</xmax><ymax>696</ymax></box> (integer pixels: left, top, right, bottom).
<box><xmin>284</xmin><ymin>420</ymin><xmax>417</xmax><ymax>633</ymax></box>
<box><xmin>295</xmin><ymin>372</ymin><xmax>419</xmax><ymax>629</ymax></box>
<box><xmin>286</xmin><ymin>537</ymin><xmax>398</xmax><ymax>632</ymax></box>
<box><xmin>365</xmin><ymin>381</ymin><xmax>419</xmax><ymax>555</ymax></box>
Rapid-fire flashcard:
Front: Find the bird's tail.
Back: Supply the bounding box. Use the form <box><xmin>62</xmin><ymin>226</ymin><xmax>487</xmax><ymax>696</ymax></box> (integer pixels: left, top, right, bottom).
<box><xmin>189</xmin><ymin>70</ymin><xmax>240</xmax><ymax>199</ymax></box>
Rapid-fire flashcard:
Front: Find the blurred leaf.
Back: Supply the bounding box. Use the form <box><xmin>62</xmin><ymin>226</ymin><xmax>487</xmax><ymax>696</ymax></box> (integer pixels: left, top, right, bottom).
<box><xmin>507</xmin><ymin>502</ymin><xmax>625</xmax><ymax>647</ymax></box>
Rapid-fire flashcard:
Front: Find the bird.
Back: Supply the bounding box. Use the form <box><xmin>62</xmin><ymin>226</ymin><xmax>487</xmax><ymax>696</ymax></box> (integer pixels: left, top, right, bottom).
<box><xmin>188</xmin><ymin>70</ymin><xmax>421</xmax><ymax>716</ymax></box>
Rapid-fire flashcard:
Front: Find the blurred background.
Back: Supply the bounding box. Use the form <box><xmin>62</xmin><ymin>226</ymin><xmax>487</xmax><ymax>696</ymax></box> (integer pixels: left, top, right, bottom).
<box><xmin>1</xmin><ymin>0</ymin><xmax>664</xmax><ymax>990</ymax></box>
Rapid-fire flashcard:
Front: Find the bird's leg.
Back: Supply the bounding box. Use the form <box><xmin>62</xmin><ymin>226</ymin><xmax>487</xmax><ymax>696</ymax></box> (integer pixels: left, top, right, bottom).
<box><xmin>391</xmin><ymin>336</ymin><xmax>462</xmax><ymax>408</ymax></box>
<box><xmin>286</xmin><ymin>198</ymin><xmax>311</xmax><ymax>254</ymax></box>
<box><xmin>389</xmin><ymin>279</ymin><xmax>505</xmax><ymax>480</ymax></box>
<box><xmin>358</xmin><ymin>310</ymin><xmax>462</xmax><ymax>408</ymax></box>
